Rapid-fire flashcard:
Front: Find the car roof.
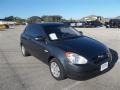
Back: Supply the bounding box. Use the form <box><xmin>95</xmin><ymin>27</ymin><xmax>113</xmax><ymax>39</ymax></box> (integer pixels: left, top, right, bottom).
<box><xmin>30</xmin><ymin>22</ymin><xmax>65</xmax><ymax>27</ymax></box>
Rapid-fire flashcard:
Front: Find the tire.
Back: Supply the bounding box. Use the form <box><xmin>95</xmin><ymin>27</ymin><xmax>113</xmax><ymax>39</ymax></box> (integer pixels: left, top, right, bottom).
<box><xmin>106</xmin><ymin>25</ymin><xmax>110</xmax><ymax>28</ymax></box>
<box><xmin>21</xmin><ymin>45</ymin><xmax>30</xmax><ymax>56</ymax></box>
<box><xmin>106</xmin><ymin>26</ymin><xmax>108</xmax><ymax>28</ymax></box>
<box><xmin>49</xmin><ymin>58</ymin><xmax>66</xmax><ymax>80</ymax></box>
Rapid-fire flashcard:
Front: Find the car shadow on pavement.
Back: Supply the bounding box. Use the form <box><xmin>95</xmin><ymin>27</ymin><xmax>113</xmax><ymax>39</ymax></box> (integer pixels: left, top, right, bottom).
<box><xmin>71</xmin><ymin>48</ymin><xmax>119</xmax><ymax>81</ymax></box>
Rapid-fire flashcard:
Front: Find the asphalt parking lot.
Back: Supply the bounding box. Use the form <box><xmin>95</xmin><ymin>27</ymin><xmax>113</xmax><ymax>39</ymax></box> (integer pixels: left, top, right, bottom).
<box><xmin>0</xmin><ymin>25</ymin><xmax>120</xmax><ymax>90</ymax></box>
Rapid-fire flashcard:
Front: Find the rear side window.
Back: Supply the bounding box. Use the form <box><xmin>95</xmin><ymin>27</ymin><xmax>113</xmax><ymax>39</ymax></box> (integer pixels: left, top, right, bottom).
<box><xmin>24</xmin><ymin>24</ymin><xmax>45</xmax><ymax>37</ymax></box>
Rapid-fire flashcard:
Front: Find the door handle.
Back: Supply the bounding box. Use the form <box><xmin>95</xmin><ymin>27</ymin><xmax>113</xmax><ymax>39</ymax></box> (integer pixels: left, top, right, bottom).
<box><xmin>44</xmin><ymin>50</ymin><xmax>48</xmax><ymax>52</ymax></box>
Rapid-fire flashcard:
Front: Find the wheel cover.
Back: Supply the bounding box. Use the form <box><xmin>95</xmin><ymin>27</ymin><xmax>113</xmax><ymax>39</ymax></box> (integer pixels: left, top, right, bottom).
<box><xmin>50</xmin><ymin>62</ymin><xmax>60</xmax><ymax>78</ymax></box>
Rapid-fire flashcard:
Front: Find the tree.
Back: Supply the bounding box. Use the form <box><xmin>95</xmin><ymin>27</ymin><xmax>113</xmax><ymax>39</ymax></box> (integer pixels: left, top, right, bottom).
<box><xmin>4</xmin><ymin>16</ymin><xmax>15</xmax><ymax>21</ymax></box>
<box><xmin>15</xmin><ymin>17</ymin><xmax>26</xmax><ymax>25</ymax></box>
<box><xmin>4</xmin><ymin>16</ymin><xmax>26</xmax><ymax>25</ymax></box>
<box><xmin>27</xmin><ymin>16</ymin><xmax>42</xmax><ymax>23</ymax></box>
<box><xmin>41</xmin><ymin>15</ymin><xmax>62</xmax><ymax>22</ymax></box>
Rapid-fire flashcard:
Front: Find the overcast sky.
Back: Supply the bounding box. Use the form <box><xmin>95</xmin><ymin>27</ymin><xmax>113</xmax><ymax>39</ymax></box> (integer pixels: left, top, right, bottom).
<box><xmin>0</xmin><ymin>0</ymin><xmax>120</xmax><ymax>19</ymax></box>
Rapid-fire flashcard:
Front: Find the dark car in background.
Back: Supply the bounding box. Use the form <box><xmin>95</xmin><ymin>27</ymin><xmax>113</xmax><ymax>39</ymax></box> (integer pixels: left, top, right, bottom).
<box><xmin>76</xmin><ymin>22</ymin><xmax>86</xmax><ymax>27</ymax></box>
<box><xmin>63</xmin><ymin>21</ymin><xmax>103</xmax><ymax>28</ymax></box>
<box><xmin>84</xmin><ymin>20</ymin><xmax>103</xmax><ymax>28</ymax></box>
<box><xmin>20</xmin><ymin>23</ymin><xmax>112</xmax><ymax>80</ymax></box>
<box><xmin>105</xmin><ymin>19</ymin><xmax>120</xmax><ymax>28</ymax></box>
<box><xmin>63</xmin><ymin>22</ymin><xmax>86</xmax><ymax>28</ymax></box>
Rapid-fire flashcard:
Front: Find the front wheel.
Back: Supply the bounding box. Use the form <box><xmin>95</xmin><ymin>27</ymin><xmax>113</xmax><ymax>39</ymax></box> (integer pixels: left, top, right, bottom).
<box><xmin>49</xmin><ymin>58</ymin><xmax>66</xmax><ymax>80</ymax></box>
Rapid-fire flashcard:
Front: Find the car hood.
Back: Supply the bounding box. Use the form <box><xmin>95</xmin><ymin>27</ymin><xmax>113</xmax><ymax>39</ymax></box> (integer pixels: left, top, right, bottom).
<box><xmin>53</xmin><ymin>36</ymin><xmax>108</xmax><ymax>59</ymax></box>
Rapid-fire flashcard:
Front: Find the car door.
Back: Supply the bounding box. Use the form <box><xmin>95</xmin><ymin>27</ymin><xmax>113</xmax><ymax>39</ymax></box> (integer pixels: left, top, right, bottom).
<box><xmin>21</xmin><ymin>26</ymin><xmax>34</xmax><ymax>54</ymax></box>
<box><xmin>27</xmin><ymin>24</ymin><xmax>50</xmax><ymax>62</ymax></box>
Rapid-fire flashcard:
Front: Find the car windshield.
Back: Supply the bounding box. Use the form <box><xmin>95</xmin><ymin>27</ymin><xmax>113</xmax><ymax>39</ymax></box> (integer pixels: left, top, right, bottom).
<box><xmin>43</xmin><ymin>25</ymin><xmax>81</xmax><ymax>41</ymax></box>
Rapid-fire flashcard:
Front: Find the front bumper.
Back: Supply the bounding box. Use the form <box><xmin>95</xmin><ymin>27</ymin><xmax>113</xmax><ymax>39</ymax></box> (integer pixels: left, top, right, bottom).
<box><xmin>66</xmin><ymin>58</ymin><xmax>113</xmax><ymax>80</ymax></box>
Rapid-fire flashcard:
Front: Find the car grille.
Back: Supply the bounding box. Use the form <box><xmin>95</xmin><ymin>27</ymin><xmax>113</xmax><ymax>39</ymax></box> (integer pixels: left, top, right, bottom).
<box><xmin>93</xmin><ymin>53</ymin><xmax>110</xmax><ymax>64</ymax></box>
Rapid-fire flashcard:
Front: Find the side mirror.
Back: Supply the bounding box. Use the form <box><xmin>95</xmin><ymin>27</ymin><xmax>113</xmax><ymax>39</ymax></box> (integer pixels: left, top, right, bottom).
<box><xmin>78</xmin><ymin>31</ymin><xmax>83</xmax><ymax>35</ymax></box>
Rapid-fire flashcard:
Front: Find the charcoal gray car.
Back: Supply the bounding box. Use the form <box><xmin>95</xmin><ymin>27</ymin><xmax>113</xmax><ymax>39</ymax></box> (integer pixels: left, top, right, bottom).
<box><xmin>20</xmin><ymin>22</ymin><xmax>112</xmax><ymax>80</ymax></box>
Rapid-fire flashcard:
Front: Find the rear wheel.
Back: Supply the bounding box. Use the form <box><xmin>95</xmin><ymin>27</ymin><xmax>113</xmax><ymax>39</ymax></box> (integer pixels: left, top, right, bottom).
<box><xmin>49</xmin><ymin>58</ymin><xmax>66</xmax><ymax>80</ymax></box>
<box><xmin>21</xmin><ymin>45</ymin><xmax>30</xmax><ymax>56</ymax></box>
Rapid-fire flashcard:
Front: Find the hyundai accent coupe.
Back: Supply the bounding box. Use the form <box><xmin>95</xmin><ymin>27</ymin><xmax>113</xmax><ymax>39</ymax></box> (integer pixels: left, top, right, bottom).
<box><xmin>20</xmin><ymin>23</ymin><xmax>112</xmax><ymax>80</ymax></box>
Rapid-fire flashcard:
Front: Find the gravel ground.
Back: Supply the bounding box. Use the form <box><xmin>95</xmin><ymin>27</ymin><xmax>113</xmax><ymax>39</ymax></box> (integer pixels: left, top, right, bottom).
<box><xmin>0</xmin><ymin>25</ymin><xmax>120</xmax><ymax>90</ymax></box>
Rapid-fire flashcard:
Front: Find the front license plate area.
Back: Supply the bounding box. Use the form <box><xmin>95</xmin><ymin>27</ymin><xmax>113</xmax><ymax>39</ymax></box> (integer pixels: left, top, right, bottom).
<box><xmin>100</xmin><ymin>62</ymin><xmax>108</xmax><ymax>71</ymax></box>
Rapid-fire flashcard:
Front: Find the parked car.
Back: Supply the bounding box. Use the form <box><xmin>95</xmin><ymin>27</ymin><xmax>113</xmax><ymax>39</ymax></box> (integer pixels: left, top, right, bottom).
<box><xmin>70</xmin><ymin>22</ymin><xmax>76</xmax><ymax>27</ymax></box>
<box><xmin>105</xmin><ymin>19</ymin><xmax>120</xmax><ymax>28</ymax></box>
<box><xmin>84</xmin><ymin>21</ymin><xmax>103</xmax><ymax>28</ymax></box>
<box><xmin>69</xmin><ymin>22</ymin><xmax>86</xmax><ymax>28</ymax></box>
<box><xmin>20</xmin><ymin>22</ymin><xmax>112</xmax><ymax>80</ymax></box>
<box><xmin>76</xmin><ymin>22</ymin><xmax>86</xmax><ymax>27</ymax></box>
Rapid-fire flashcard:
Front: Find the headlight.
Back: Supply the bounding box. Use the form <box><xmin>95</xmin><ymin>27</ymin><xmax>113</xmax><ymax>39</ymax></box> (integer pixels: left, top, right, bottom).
<box><xmin>65</xmin><ymin>52</ymin><xmax>88</xmax><ymax>64</ymax></box>
<box><xmin>106</xmin><ymin>48</ymin><xmax>112</xmax><ymax>60</ymax></box>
